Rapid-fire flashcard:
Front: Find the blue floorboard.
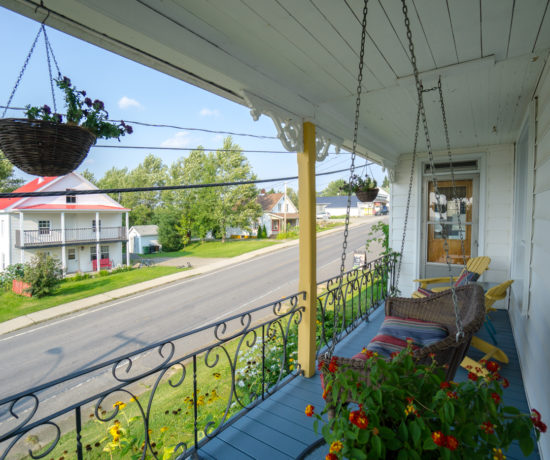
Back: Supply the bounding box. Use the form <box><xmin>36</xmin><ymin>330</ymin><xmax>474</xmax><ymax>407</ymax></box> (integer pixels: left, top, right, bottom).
<box><xmin>196</xmin><ymin>306</ymin><xmax>539</xmax><ymax>459</ymax></box>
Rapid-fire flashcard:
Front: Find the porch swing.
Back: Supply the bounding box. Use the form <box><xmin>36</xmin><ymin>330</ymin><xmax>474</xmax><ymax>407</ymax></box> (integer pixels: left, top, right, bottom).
<box><xmin>320</xmin><ymin>0</ymin><xmax>485</xmax><ymax>412</ymax></box>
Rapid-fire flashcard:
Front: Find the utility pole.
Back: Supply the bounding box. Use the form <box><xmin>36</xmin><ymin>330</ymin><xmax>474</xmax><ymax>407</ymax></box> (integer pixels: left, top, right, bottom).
<box><xmin>283</xmin><ymin>182</ymin><xmax>287</xmax><ymax>232</ymax></box>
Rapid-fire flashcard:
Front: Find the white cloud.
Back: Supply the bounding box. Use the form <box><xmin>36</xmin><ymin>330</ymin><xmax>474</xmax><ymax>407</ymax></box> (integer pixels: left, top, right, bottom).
<box><xmin>118</xmin><ymin>96</ymin><xmax>143</xmax><ymax>110</ymax></box>
<box><xmin>199</xmin><ymin>108</ymin><xmax>220</xmax><ymax>117</ymax></box>
<box><xmin>160</xmin><ymin>131</ymin><xmax>192</xmax><ymax>148</ymax></box>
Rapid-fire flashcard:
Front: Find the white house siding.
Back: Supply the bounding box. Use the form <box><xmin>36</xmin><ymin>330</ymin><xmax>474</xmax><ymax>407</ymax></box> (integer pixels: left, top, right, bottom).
<box><xmin>391</xmin><ymin>146</ymin><xmax>513</xmax><ymax>297</ymax></box>
<box><xmin>0</xmin><ymin>215</ymin><xmax>10</xmax><ymax>270</ymax></box>
<box><xmin>508</xmin><ymin>64</ymin><xmax>550</xmax><ymax>458</ymax></box>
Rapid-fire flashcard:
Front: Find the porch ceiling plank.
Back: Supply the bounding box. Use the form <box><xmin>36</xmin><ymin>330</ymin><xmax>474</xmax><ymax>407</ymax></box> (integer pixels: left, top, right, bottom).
<box><xmin>481</xmin><ymin>0</ymin><xmax>515</xmax><ymax>61</ymax></box>
<box><xmin>534</xmin><ymin>3</ymin><xmax>550</xmax><ymax>52</ymax></box>
<box><xmin>183</xmin><ymin>0</ymin><xmax>358</xmax><ymax>98</ymax></box>
<box><xmin>377</xmin><ymin>0</ymin><xmax>437</xmax><ymax>72</ymax></box>
<box><xmin>447</xmin><ymin>0</ymin><xmax>482</xmax><ymax>63</ymax></box>
<box><xmin>412</xmin><ymin>0</ymin><xmax>459</xmax><ymax>68</ymax></box>
<box><xmin>507</xmin><ymin>0</ymin><xmax>549</xmax><ymax>59</ymax></box>
<box><xmin>282</xmin><ymin>0</ymin><xmax>397</xmax><ymax>91</ymax></box>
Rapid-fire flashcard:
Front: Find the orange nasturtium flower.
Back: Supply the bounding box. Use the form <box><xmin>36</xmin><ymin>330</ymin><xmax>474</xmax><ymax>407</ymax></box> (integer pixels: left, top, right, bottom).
<box><xmin>446</xmin><ymin>435</ymin><xmax>459</xmax><ymax>451</ymax></box>
<box><xmin>431</xmin><ymin>431</ymin><xmax>445</xmax><ymax>447</ymax></box>
<box><xmin>305</xmin><ymin>404</ymin><xmax>315</xmax><ymax>417</ymax></box>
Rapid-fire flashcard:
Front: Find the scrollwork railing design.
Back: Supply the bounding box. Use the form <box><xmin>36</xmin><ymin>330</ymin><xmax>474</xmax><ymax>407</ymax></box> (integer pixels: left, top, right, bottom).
<box><xmin>0</xmin><ymin>292</ymin><xmax>305</xmax><ymax>460</ymax></box>
<box><xmin>316</xmin><ymin>253</ymin><xmax>398</xmax><ymax>356</ymax></box>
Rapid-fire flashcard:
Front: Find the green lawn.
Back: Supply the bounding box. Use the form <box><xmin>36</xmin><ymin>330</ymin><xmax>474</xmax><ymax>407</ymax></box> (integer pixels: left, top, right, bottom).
<box><xmin>141</xmin><ymin>239</ymin><xmax>279</xmax><ymax>259</ymax></box>
<box><xmin>0</xmin><ymin>266</ymin><xmax>183</xmax><ymax>323</ymax></box>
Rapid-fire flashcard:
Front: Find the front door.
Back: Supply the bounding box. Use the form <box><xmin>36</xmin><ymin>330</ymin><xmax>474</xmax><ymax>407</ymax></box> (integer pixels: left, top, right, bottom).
<box><xmin>423</xmin><ymin>177</ymin><xmax>478</xmax><ymax>278</ymax></box>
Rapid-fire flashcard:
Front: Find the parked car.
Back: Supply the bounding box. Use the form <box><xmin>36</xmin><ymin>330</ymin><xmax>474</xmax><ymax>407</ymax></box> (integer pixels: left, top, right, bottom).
<box><xmin>316</xmin><ymin>212</ymin><xmax>330</xmax><ymax>220</ymax></box>
<box><xmin>375</xmin><ymin>205</ymin><xmax>389</xmax><ymax>216</ymax></box>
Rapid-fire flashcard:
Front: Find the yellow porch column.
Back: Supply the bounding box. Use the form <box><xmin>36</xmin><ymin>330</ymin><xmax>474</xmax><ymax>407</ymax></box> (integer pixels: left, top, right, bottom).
<box><xmin>297</xmin><ymin>121</ymin><xmax>317</xmax><ymax>378</ymax></box>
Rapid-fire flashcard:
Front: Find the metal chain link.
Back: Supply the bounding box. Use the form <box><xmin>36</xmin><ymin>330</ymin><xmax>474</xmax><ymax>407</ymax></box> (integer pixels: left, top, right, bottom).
<box><xmin>401</xmin><ymin>0</ymin><xmax>464</xmax><ymax>340</ymax></box>
<box><xmin>438</xmin><ymin>77</ymin><xmax>468</xmax><ymax>275</ymax></box>
<box><xmin>395</xmin><ymin>104</ymin><xmax>420</xmax><ymax>292</ymax></box>
<box><xmin>43</xmin><ymin>25</ymin><xmax>58</xmax><ymax>114</ymax></box>
<box><xmin>1</xmin><ymin>26</ymin><xmax>44</xmax><ymax>118</ymax></box>
<box><xmin>328</xmin><ymin>0</ymin><xmax>368</xmax><ymax>359</ymax></box>
<box><xmin>43</xmin><ymin>25</ymin><xmax>62</xmax><ymax>78</ymax></box>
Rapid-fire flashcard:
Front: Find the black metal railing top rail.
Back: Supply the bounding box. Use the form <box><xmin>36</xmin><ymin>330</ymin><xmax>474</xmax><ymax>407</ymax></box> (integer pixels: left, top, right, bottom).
<box><xmin>0</xmin><ymin>292</ymin><xmax>305</xmax><ymax>460</ymax></box>
<box><xmin>316</xmin><ymin>252</ymin><xmax>399</xmax><ymax>357</ymax></box>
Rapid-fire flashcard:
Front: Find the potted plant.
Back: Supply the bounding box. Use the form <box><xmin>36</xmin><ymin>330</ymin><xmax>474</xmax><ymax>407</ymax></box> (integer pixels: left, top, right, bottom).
<box><xmin>307</xmin><ymin>344</ymin><xmax>545</xmax><ymax>459</ymax></box>
<box><xmin>0</xmin><ymin>76</ymin><xmax>132</xmax><ymax>176</ymax></box>
<box><xmin>340</xmin><ymin>174</ymin><xmax>378</xmax><ymax>202</ymax></box>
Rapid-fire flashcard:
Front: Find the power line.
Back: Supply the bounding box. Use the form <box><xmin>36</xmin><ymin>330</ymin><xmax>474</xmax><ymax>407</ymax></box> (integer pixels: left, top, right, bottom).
<box><xmin>0</xmin><ymin>106</ymin><xmax>278</xmax><ymax>139</ymax></box>
<box><xmin>0</xmin><ymin>166</ymin><xmax>357</xmax><ymax>199</ymax></box>
<box><xmin>92</xmin><ymin>145</ymin><xmax>297</xmax><ymax>154</ymax></box>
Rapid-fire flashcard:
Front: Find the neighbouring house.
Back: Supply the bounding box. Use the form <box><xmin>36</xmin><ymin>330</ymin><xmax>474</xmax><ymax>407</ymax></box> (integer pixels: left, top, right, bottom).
<box><xmin>0</xmin><ymin>173</ymin><xmax>130</xmax><ymax>274</ymax></box>
<box><xmin>257</xmin><ymin>192</ymin><xmax>299</xmax><ymax>237</ymax></box>
<box><xmin>316</xmin><ymin>190</ymin><xmax>390</xmax><ymax>217</ymax></box>
<box><xmin>225</xmin><ymin>192</ymin><xmax>299</xmax><ymax>238</ymax></box>
<box><xmin>128</xmin><ymin>225</ymin><xmax>161</xmax><ymax>254</ymax></box>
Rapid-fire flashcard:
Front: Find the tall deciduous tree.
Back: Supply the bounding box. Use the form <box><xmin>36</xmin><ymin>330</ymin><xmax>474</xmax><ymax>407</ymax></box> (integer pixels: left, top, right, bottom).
<box><xmin>211</xmin><ymin>137</ymin><xmax>262</xmax><ymax>242</ymax></box>
<box><xmin>381</xmin><ymin>175</ymin><xmax>390</xmax><ymax>189</ymax></box>
<box><xmin>319</xmin><ymin>179</ymin><xmax>347</xmax><ymax>197</ymax></box>
<box><xmin>0</xmin><ymin>150</ymin><xmax>24</xmax><ymax>192</ymax></box>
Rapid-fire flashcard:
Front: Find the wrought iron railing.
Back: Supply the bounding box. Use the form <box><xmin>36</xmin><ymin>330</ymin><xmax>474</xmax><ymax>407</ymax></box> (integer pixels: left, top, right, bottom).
<box><xmin>0</xmin><ymin>292</ymin><xmax>304</xmax><ymax>460</ymax></box>
<box><xmin>15</xmin><ymin>226</ymin><xmax>127</xmax><ymax>248</ymax></box>
<box><xmin>316</xmin><ymin>252</ymin><xmax>398</xmax><ymax>356</ymax></box>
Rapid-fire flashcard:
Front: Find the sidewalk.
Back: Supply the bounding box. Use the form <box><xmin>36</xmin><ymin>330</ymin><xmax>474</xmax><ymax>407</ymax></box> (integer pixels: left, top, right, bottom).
<box><xmin>0</xmin><ymin>221</ymin><xmax>370</xmax><ymax>336</ymax></box>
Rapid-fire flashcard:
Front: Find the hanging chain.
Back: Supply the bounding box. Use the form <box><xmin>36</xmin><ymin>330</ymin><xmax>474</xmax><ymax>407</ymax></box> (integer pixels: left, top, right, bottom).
<box><xmin>2</xmin><ymin>26</ymin><xmax>44</xmax><ymax>118</ymax></box>
<box><xmin>395</xmin><ymin>104</ymin><xmax>420</xmax><ymax>292</ymax></box>
<box><xmin>43</xmin><ymin>25</ymin><xmax>58</xmax><ymax>114</ymax></box>
<box><xmin>438</xmin><ymin>77</ymin><xmax>468</xmax><ymax>274</ymax></box>
<box><xmin>43</xmin><ymin>25</ymin><xmax>62</xmax><ymax>78</ymax></box>
<box><xmin>327</xmin><ymin>0</ymin><xmax>368</xmax><ymax>359</ymax></box>
<box><xmin>401</xmin><ymin>0</ymin><xmax>464</xmax><ymax>340</ymax></box>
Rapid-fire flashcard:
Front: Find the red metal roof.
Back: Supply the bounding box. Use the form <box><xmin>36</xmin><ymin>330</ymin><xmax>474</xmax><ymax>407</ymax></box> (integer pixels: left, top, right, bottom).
<box><xmin>0</xmin><ymin>177</ymin><xmax>58</xmax><ymax>210</ymax></box>
<box><xmin>13</xmin><ymin>204</ymin><xmax>130</xmax><ymax>211</ymax></box>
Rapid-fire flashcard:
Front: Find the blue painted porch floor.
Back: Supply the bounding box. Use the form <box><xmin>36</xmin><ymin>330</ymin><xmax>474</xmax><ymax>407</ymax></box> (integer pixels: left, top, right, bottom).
<box><xmin>198</xmin><ymin>306</ymin><xmax>540</xmax><ymax>459</ymax></box>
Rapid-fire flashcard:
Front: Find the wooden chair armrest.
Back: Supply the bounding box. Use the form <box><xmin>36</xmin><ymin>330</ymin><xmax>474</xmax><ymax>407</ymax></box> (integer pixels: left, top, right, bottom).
<box><xmin>413</xmin><ymin>276</ymin><xmax>457</xmax><ymax>289</ymax></box>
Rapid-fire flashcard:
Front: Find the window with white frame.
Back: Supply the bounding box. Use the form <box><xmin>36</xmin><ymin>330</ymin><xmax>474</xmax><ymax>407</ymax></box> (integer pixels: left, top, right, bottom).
<box><xmin>91</xmin><ymin>245</ymin><xmax>109</xmax><ymax>261</ymax></box>
<box><xmin>92</xmin><ymin>219</ymin><xmax>102</xmax><ymax>232</ymax></box>
<box><xmin>38</xmin><ymin>220</ymin><xmax>51</xmax><ymax>235</ymax></box>
<box><xmin>68</xmin><ymin>248</ymin><xmax>76</xmax><ymax>260</ymax></box>
<box><xmin>66</xmin><ymin>189</ymin><xmax>76</xmax><ymax>203</ymax></box>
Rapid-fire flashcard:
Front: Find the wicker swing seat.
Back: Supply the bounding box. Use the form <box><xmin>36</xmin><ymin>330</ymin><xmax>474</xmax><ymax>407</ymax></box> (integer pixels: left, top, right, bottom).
<box><xmin>322</xmin><ymin>284</ymin><xmax>485</xmax><ymax>418</ymax></box>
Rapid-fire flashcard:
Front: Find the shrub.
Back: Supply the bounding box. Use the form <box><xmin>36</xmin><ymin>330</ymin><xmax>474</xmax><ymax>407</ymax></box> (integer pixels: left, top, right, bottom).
<box><xmin>0</xmin><ymin>263</ymin><xmax>26</xmax><ymax>290</ymax></box>
<box><xmin>23</xmin><ymin>253</ymin><xmax>63</xmax><ymax>297</ymax></box>
<box><xmin>111</xmin><ymin>265</ymin><xmax>133</xmax><ymax>275</ymax></box>
<box><xmin>98</xmin><ymin>269</ymin><xmax>110</xmax><ymax>277</ymax></box>
<box><xmin>72</xmin><ymin>271</ymin><xmax>92</xmax><ymax>281</ymax></box>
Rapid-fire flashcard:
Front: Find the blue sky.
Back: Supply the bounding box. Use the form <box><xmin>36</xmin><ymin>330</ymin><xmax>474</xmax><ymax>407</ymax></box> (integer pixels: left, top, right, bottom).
<box><xmin>0</xmin><ymin>6</ymin><xmax>385</xmax><ymax>193</ymax></box>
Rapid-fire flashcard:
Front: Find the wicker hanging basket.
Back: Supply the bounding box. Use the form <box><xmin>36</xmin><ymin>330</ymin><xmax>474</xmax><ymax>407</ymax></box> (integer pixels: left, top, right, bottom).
<box><xmin>355</xmin><ymin>187</ymin><xmax>379</xmax><ymax>202</ymax></box>
<box><xmin>0</xmin><ymin>118</ymin><xmax>96</xmax><ymax>176</ymax></box>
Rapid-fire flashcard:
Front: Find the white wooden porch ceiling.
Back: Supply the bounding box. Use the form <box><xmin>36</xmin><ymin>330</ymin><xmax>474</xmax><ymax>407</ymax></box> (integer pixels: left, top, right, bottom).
<box><xmin>2</xmin><ymin>0</ymin><xmax>550</xmax><ymax>168</ymax></box>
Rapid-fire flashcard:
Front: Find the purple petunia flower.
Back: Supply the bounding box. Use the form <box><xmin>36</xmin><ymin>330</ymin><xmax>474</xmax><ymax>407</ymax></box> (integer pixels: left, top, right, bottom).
<box><xmin>125</xmin><ymin>125</ymin><xmax>133</xmax><ymax>134</ymax></box>
<box><xmin>62</xmin><ymin>76</ymin><xmax>71</xmax><ymax>86</ymax></box>
<box><xmin>80</xmin><ymin>90</ymin><xmax>86</xmax><ymax>96</ymax></box>
<box><xmin>54</xmin><ymin>114</ymin><xmax>63</xmax><ymax>123</ymax></box>
<box><xmin>42</xmin><ymin>105</ymin><xmax>51</xmax><ymax>115</ymax></box>
<box><xmin>84</xmin><ymin>97</ymin><xmax>92</xmax><ymax>107</ymax></box>
<box><xmin>93</xmin><ymin>99</ymin><xmax>104</xmax><ymax>110</ymax></box>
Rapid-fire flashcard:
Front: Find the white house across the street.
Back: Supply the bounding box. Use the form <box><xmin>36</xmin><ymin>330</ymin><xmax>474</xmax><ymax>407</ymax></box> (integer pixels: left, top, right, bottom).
<box><xmin>0</xmin><ymin>173</ymin><xmax>130</xmax><ymax>274</ymax></box>
<box><xmin>128</xmin><ymin>225</ymin><xmax>161</xmax><ymax>254</ymax></box>
<box><xmin>316</xmin><ymin>189</ymin><xmax>389</xmax><ymax>217</ymax></box>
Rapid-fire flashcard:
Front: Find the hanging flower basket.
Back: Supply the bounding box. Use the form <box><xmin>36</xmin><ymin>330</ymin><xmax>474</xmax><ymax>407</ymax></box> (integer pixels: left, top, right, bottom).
<box><xmin>0</xmin><ymin>118</ymin><xmax>96</xmax><ymax>176</ymax></box>
<box><xmin>355</xmin><ymin>187</ymin><xmax>379</xmax><ymax>202</ymax></box>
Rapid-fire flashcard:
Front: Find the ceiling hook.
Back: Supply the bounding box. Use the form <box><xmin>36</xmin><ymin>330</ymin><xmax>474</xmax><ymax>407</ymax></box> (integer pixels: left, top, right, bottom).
<box><xmin>35</xmin><ymin>1</ymin><xmax>50</xmax><ymax>24</ymax></box>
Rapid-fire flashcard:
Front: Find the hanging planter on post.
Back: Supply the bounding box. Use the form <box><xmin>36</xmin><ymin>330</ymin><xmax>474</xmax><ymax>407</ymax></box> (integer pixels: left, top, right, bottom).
<box><xmin>0</xmin><ymin>25</ymin><xmax>132</xmax><ymax>176</ymax></box>
<box><xmin>340</xmin><ymin>174</ymin><xmax>379</xmax><ymax>202</ymax></box>
<box><xmin>0</xmin><ymin>118</ymin><xmax>96</xmax><ymax>176</ymax></box>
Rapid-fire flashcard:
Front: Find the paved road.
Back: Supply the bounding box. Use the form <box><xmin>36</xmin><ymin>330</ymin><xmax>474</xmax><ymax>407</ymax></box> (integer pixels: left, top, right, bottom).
<box><xmin>0</xmin><ymin>218</ymin><xmax>385</xmax><ymax>399</ymax></box>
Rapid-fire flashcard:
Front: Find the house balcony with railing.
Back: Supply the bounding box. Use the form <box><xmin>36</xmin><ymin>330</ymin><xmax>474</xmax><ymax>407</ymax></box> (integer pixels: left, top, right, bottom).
<box><xmin>0</xmin><ymin>255</ymin><xmax>538</xmax><ymax>459</ymax></box>
<box><xmin>14</xmin><ymin>226</ymin><xmax>128</xmax><ymax>249</ymax></box>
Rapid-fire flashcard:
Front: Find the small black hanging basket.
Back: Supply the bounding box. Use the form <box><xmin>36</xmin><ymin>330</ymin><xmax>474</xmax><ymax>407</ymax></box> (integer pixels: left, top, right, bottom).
<box><xmin>0</xmin><ymin>118</ymin><xmax>96</xmax><ymax>176</ymax></box>
<box><xmin>355</xmin><ymin>187</ymin><xmax>379</xmax><ymax>202</ymax></box>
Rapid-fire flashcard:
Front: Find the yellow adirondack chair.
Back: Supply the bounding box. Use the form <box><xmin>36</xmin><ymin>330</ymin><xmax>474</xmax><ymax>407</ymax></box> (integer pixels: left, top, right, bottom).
<box><xmin>460</xmin><ymin>280</ymin><xmax>514</xmax><ymax>375</ymax></box>
<box><xmin>411</xmin><ymin>256</ymin><xmax>491</xmax><ymax>298</ymax></box>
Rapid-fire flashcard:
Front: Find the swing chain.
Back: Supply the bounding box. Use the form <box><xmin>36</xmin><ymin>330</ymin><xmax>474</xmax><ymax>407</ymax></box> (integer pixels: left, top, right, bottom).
<box><xmin>1</xmin><ymin>26</ymin><xmax>44</xmax><ymax>118</ymax></box>
<box><xmin>438</xmin><ymin>78</ymin><xmax>468</xmax><ymax>274</ymax></box>
<box><xmin>395</xmin><ymin>104</ymin><xmax>420</xmax><ymax>292</ymax></box>
<box><xmin>328</xmin><ymin>0</ymin><xmax>368</xmax><ymax>359</ymax></box>
<box><xmin>401</xmin><ymin>0</ymin><xmax>464</xmax><ymax>340</ymax></box>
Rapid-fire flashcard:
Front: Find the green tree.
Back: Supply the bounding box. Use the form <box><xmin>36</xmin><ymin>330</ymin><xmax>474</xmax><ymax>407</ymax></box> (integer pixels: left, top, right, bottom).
<box><xmin>0</xmin><ymin>150</ymin><xmax>24</xmax><ymax>192</ymax></box>
<box><xmin>156</xmin><ymin>206</ymin><xmax>184</xmax><ymax>252</ymax></box>
<box><xmin>23</xmin><ymin>253</ymin><xmax>63</xmax><ymax>297</ymax></box>
<box><xmin>381</xmin><ymin>175</ymin><xmax>390</xmax><ymax>189</ymax></box>
<box><xmin>319</xmin><ymin>179</ymin><xmax>347</xmax><ymax>197</ymax></box>
<box><xmin>286</xmin><ymin>186</ymin><xmax>299</xmax><ymax>210</ymax></box>
<box><xmin>79</xmin><ymin>168</ymin><xmax>97</xmax><ymax>184</ymax></box>
<box><xmin>211</xmin><ymin>137</ymin><xmax>262</xmax><ymax>242</ymax></box>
